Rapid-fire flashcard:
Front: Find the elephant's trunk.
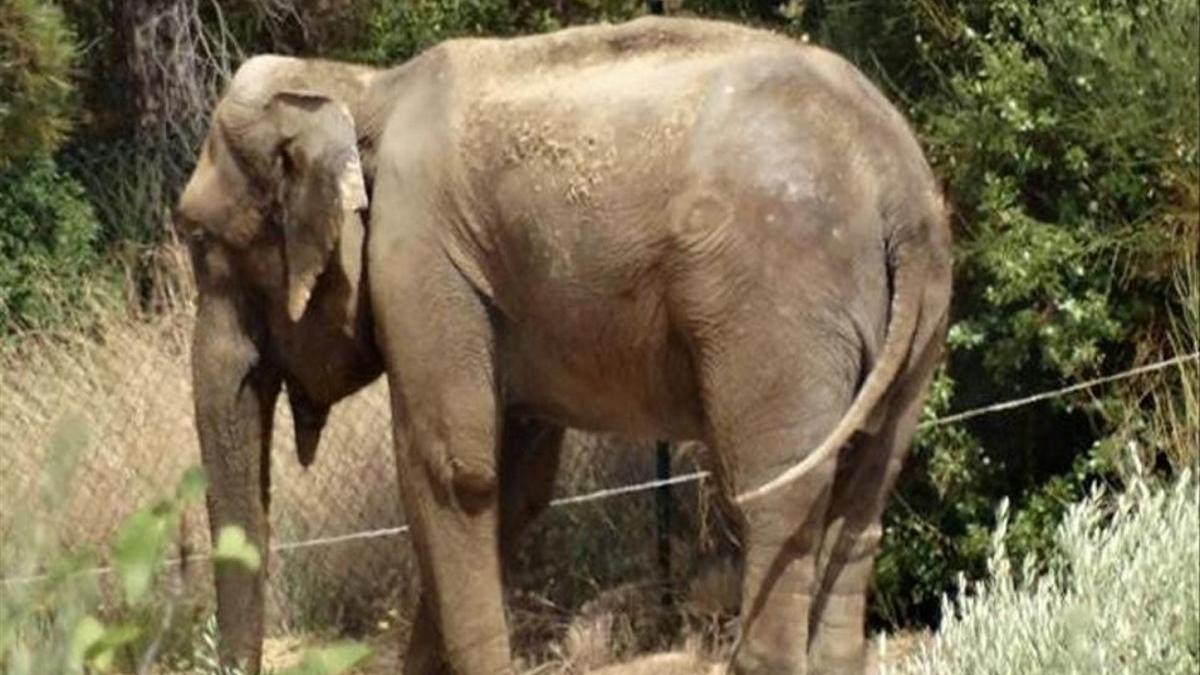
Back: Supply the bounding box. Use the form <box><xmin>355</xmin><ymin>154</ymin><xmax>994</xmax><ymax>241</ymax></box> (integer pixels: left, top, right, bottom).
<box><xmin>192</xmin><ymin>289</ymin><xmax>280</xmax><ymax>674</ymax></box>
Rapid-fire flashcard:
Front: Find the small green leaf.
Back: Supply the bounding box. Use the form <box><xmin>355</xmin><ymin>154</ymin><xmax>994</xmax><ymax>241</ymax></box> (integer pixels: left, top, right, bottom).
<box><xmin>68</xmin><ymin>615</ymin><xmax>106</xmax><ymax>671</ymax></box>
<box><xmin>177</xmin><ymin>466</ymin><xmax>208</xmax><ymax>503</ymax></box>
<box><xmin>280</xmin><ymin>642</ymin><xmax>372</xmax><ymax>675</ymax></box>
<box><xmin>86</xmin><ymin>623</ymin><xmax>142</xmax><ymax>671</ymax></box>
<box><xmin>95</xmin><ymin>623</ymin><xmax>141</xmax><ymax>651</ymax></box>
<box><xmin>112</xmin><ymin>506</ymin><xmax>172</xmax><ymax>604</ymax></box>
<box><xmin>214</xmin><ymin>526</ymin><xmax>261</xmax><ymax>571</ymax></box>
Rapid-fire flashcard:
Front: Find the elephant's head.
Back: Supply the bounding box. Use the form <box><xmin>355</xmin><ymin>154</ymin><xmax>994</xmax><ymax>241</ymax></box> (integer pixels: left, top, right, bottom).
<box><xmin>178</xmin><ymin>55</ymin><xmax>385</xmax><ymax>462</ymax></box>
<box><xmin>174</xmin><ymin>56</ymin><xmax>384</xmax><ymax>671</ymax></box>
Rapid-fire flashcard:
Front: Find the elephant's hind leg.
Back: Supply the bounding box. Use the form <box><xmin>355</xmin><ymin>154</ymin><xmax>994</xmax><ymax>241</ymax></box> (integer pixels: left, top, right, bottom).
<box><xmin>806</xmin><ymin>333</ymin><xmax>943</xmax><ymax>674</ymax></box>
<box><xmin>499</xmin><ymin>416</ymin><xmax>565</xmax><ymax>567</ymax></box>
<box><xmin>694</xmin><ymin>319</ymin><xmax>861</xmax><ymax>675</ymax></box>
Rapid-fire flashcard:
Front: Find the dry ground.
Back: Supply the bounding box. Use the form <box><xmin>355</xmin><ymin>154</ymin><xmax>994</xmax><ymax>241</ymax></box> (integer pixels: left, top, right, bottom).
<box><xmin>255</xmin><ymin>628</ymin><xmax>930</xmax><ymax>674</ymax></box>
<box><xmin>0</xmin><ymin>299</ymin><xmax>411</xmax><ymax>630</ymax></box>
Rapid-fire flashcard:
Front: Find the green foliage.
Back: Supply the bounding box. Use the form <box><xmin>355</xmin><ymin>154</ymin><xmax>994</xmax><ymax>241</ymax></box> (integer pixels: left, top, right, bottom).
<box><xmin>278</xmin><ymin>642</ymin><xmax>373</xmax><ymax>675</ymax></box>
<box><xmin>855</xmin><ymin>0</ymin><xmax>1200</xmax><ymax>626</ymax></box>
<box><xmin>0</xmin><ymin>452</ymin><xmax>214</xmax><ymax>673</ymax></box>
<box><xmin>0</xmin><ymin>419</ymin><xmax>366</xmax><ymax>673</ymax></box>
<box><xmin>0</xmin><ymin>156</ymin><xmax>113</xmax><ymax>335</ymax></box>
<box><xmin>887</xmin><ymin>472</ymin><xmax>1200</xmax><ymax>674</ymax></box>
<box><xmin>212</xmin><ymin>526</ymin><xmax>262</xmax><ymax>573</ymax></box>
<box><xmin>924</xmin><ymin>0</ymin><xmax>1197</xmax><ymax>379</ymax></box>
<box><xmin>112</xmin><ymin>467</ymin><xmax>208</xmax><ymax>605</ymax></box>
<box><xmin>346</xmin><ymin>0</ymin><xmax>643</xmax><ymax>63</ymax></box>
<box><xmin>67</xmin><ymin>616</ymin><xmax>141</xmax><ymax>674</ymax></box>
<box><xmin>354</xmin><ymin>0</ymin><xmax>532</xmax><ymax>62</ymax></box>
<box><xmin>0</xmin><ymin>0</ymin><xmax>79</xmax><ymax>168</ymax></box>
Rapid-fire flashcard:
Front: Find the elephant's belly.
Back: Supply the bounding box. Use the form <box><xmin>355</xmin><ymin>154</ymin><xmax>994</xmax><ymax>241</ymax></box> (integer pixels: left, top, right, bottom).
<box><xmin>499</xmin><ymin>302</ymin><xmax>705</xmax><ymax>440</ymax></box>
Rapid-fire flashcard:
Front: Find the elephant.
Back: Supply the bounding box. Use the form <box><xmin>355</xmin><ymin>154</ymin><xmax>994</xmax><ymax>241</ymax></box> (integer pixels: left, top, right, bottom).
<box><xmin>174</xmin><ymin>16</ymin><xmax>952</xmax><ymax>675</ymax></box>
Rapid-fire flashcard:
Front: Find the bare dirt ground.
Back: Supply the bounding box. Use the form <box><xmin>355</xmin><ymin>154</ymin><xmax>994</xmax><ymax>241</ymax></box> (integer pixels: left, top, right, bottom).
<box><xmin>261</xmin><ymin>633</ymin><xmax>719</xmax><ymax>675</ymax></box>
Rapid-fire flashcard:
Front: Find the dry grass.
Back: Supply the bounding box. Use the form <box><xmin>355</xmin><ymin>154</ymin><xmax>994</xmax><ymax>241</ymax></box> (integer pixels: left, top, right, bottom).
<box><xmin>1107</xmin><ymin>245</ymin><xmax>1200</xmax><ymax>475</ymax></box>
<box><xmin>1</xmin><ymin>362</ymin><xmax>406</xmax><ymax>630</ymax></box>
<box><xmin>0</xmin><ymin>243</ymin><xmax>408</xmax><ymax>633</ymax></box>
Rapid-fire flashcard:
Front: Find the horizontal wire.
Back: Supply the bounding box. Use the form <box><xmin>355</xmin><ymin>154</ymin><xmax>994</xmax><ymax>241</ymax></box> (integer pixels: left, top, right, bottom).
<box><xmin>548</xmin><ymin>470</ymin><xmax>712</xmax><ymax>507</ymax></box>
<box><xmin>3</xmin><ymin>351</ymin><xmax>1193</xmax><ymax>587</ymax></box>
<box><xmin>917</xmin><ymin>352</ymin><xmax>1198</xmax><ymax>429</ymax></box>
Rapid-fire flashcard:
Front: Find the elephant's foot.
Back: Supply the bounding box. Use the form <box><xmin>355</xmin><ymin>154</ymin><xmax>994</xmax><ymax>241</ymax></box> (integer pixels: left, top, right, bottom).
<box><xmin>403</xmin><ymin>597</ymin><xmax>448</xmax><ymax>675</ymax></box>
<box><xmin>807</xmin><ymin>592</ymin><xmax>869</xmax><ymax>675</ymax></box>
<box><xmin>731</xmin><ymin>643</ymin><xmax>806</xmax><ymax>675</ymax></box>
<box><xmin>807</xmin><ymin>638</ymin><xmax>868</xmax><ymax>675</ymax></box>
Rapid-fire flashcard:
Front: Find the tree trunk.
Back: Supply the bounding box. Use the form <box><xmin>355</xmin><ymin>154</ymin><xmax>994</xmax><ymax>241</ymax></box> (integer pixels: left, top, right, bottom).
<box><xmin>114</xmin><ymin>0</ymin><xmax>229</xmax><ymax>143</ymax></box>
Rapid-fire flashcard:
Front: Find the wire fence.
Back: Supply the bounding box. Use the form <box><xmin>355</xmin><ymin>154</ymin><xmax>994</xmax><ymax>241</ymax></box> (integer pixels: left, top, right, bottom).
<box><xmin>3</xmin><ymin>111</ymin><xmax>1198</xmax><ymax>617</ymax></box>
<box><xmin>4</xmin><ymin>346</ymin><xmax>1194</xmax><ymax>591</ymax></box>
<box><xmin>57</xmin><ymin>128</ymin><xmax>205</xmax><ymax>246</ymax></box>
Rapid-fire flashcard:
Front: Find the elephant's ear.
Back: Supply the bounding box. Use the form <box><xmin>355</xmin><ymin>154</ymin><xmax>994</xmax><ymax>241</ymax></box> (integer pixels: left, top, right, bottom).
<box><xmin>269</xmin><ymin>91</ymin><xmax>368</xmax><ymax>322</ymax></box>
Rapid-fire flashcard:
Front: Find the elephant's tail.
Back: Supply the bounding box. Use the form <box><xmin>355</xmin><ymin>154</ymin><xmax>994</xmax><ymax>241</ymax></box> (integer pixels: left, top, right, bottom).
<box><xmin>734</xmin><ymin>215</ymin><xmax>943</xmax><ymax>505</ymax></box>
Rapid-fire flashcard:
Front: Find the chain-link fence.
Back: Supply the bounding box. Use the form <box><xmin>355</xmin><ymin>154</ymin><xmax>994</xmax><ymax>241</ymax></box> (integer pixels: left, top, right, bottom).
<box><xmin>56</xmin><ymin>123</ymin><xmax>205</xmax><ymax>247</ymax></box>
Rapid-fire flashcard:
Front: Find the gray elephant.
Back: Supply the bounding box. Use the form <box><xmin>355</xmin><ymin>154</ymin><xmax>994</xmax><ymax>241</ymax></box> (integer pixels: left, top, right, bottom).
<box><xmin>175</xmin><ymin>16</ymin><xmax>952</xmax><ymax>675</ymax></box>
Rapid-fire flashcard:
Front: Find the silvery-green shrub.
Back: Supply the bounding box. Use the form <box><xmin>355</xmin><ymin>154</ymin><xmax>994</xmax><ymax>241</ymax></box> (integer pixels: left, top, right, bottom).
<box><xmin>886</xmin><ymin>471</ymin><xmax>1200</xmax><ymax>674</ymax></box>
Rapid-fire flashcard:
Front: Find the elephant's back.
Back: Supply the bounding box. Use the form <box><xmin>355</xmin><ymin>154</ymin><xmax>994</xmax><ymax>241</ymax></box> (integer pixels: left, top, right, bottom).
<box><xmin>430</xmin><ymin>17</ymin><xmax>933</xmax><ymax>222</ymax></box>
<box><xmin>438</xmin><ymin>16</ymin><xmax>783</xmax><ymax>82</ymax></box>
<box><xmin>433</xmin><ymin>17</ymin><xmax>804</xmax><ymax>158</ymax></box>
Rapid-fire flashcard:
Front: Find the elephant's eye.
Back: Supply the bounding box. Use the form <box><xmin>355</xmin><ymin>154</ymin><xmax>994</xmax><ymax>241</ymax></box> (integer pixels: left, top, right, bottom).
<box><xmin>171</xmin><ymin>207</ymin><xmax>204</xmax><ymax>242</ymax></box>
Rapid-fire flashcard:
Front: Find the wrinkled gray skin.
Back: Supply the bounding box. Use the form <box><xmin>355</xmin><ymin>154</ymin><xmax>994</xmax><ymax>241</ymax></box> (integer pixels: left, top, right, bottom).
<box><xmin>176</xmin><ymin>16</ymin><xmax>951</xmax><ymax>675</ymax></box>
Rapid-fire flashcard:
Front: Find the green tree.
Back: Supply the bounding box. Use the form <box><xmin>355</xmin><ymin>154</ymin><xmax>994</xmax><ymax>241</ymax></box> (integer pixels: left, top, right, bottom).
<box><xmin>0</xmin><ymin>157</ymin><xmax>108</xmax><ymax>334</ymax></box>
<box><xmin>0</xmin><ymin>0</ymin><xmax>79</xmax><ymax>168</ymax></box>
<box><xmin>870</xmin><ymin>0</ymin><xmax>1199</xmax><ymax>625</ymax></box>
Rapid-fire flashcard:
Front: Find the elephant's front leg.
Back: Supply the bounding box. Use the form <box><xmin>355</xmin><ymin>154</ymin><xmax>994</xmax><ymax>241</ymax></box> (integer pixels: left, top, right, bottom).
<box><xmin>403</xmin><ymin>417</ymin><xmax>564</xmax><ymax>675</ymax></box>
<box><xmin>377</xmin><ymin>251</ymin><xmax>512</xmax><ymax>675</ymax></box>
<box><xmin>393</xmin><ymin>374</ymin><xmax>510</xmax><ymax>673</ymax></box>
